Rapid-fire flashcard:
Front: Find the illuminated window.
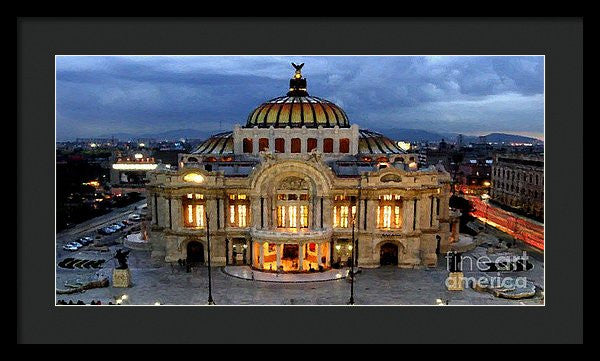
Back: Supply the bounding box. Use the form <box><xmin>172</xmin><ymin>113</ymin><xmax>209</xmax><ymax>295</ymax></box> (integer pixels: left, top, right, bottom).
<box><xmin>183</xmin><ymin>173</ymin><xmax>204</xmax><ymax>183</ymax></box>
<box><xmin>277</xmin><ymin>191</ymin><xmax>309</xmax><ymax>228</ymax></box>
<box><xmin>340</xmin><ymin>206</ymin><xmax>349</xmax><ymax>228</ymax></box>
<box><xmin>277</xmin><ymin>206</ymin><xmax>286</xmax><ymax>227</ymax></box>
<box><xmin>183</xmin><ymin>194</ymin><xmax>205</xmax><ymax>228</ymax></box>
<box><xmin>300</xmin><ymin>205</ymin><xmax>308</xmax><ymax>228</ymax></box>
<box><xmin>238</xmin><ymin>205</ymin><xmax>247</xmax><ymax>227</ymax></box>
<box><xmin>333</xmin><ymin>195</ymin><xmax>357</xmax><ymax>228</ymax></box>
<box><xmin>333</xmin><ymin>206</ymin><xmax>338</xmax><ymax>227</ymax></box>
<box><xmin>289</xmin><ymin>205</ymin><xmax>297</xmax><ymax>227</ymax></box>
<box><xmin>228</xmin><ymin>194</ymin><xmax>249</xmax><ymax>228</ymax></box>
<box><xmin>377</xmin><ymin>194</ymin><xmax>403</xmax><ymax>229</ymax></box>
<box><xmin>383</xmin><ymin>206</ymin><xmax>392</xmax><ymax>228</ymax></box>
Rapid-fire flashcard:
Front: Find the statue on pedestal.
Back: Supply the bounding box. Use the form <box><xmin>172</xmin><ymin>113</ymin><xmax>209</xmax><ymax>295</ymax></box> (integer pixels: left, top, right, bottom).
<box><xmin>115</xmin><ymin>249</ymin><xmax>131</xmax><ymax>269</ymax></box>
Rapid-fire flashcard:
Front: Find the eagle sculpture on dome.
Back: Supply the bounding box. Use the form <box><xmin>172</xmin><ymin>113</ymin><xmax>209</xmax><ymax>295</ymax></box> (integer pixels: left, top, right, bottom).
<box><xmin>291</xmin><ymin>62</ymin><xmax>304</xmax><ymax>71</ymax></box>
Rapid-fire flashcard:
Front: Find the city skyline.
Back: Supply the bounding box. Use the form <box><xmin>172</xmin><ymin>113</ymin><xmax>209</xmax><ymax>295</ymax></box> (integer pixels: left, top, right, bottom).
<box><xmin>56</xmin><ymin>55</ymin><xmax>545</xmax><ymax>141</ymax></box>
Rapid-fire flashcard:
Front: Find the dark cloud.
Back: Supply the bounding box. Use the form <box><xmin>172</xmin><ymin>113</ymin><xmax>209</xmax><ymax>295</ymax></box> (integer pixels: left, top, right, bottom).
<box><xmin>56</xmin><ymin>56</ymin><xmax>544</xmax><ymax>140</ymax></box>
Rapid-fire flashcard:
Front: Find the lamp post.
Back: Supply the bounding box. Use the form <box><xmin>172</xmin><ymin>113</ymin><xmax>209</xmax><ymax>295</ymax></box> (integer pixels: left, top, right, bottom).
<box><xmin>349</xmin><ymin>213</ymin><xmax>356</xmax><ymax>305</ymax></box>
<box><xmin>206</xmin><ymin>212</ymin><xmax>215</xmax><ymax>305</ymax></box>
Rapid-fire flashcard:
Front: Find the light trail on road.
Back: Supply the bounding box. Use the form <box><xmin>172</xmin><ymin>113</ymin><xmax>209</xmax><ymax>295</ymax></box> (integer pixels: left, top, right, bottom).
<box><xmin>468</xmin><ymin>196</ymin><xmax>544</xmax><ymax>250</ymax></box>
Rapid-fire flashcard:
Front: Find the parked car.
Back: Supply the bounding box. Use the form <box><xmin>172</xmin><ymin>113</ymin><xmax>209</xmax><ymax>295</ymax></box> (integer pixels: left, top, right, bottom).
<box><xmin>128</xmin><ymin>213</ymin><xmax>141</xmax><ymax>221</ymax></box>
<box><xmin>69</xmin><ymin>241</ymin><xmax>83</xmax><ymax>248</ymax></box>
<box><xmin>98</xmin><ymin>227</ymin><xmax>115</xmax><ymax>235</ymax></box>
<box><xmin>78</xmin><ymin>236</ymin><xmax>93</xmax><ymax>245</ymax></box>
<box><xmin>62</xmin><ymin>244</ymin><xmax>79</xmax><ymax>251</ymax></box>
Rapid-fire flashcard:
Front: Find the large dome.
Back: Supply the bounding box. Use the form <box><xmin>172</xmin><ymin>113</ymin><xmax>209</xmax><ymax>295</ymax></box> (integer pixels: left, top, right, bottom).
<box><xmin>245</xmin><ymin>63</ymin><xmax>350</xmax><ymax>129</ymax></box>
<box><xmin>246</xmin><ymin>95</ymin><xmax>350</xmax><ymax>129</ymax></box>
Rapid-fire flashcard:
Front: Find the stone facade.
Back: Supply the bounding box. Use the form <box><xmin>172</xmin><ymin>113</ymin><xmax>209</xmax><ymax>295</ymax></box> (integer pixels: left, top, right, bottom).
<box><xmin>146</xmin><ymin>151</ymin><xmax>458</xmax><ymax>270</ymax></box>
<box><xmin>145</xmin><ymin>66</ymin><xmax>460</xmax><ymax>272</ymax></box>
<box><xmin>490</xmin><ymin>154</ymin><xmax>544</xmax><ymax>218</ymax></box>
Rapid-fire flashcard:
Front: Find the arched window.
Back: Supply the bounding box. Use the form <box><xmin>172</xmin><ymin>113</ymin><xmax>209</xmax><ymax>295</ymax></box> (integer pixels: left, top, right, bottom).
<box><xmin>275</xmin><ymin>138</ymin><xmax>285</xmax><ymax>153</ymax></box>
<box><xmin>243</xmin><ymin>138</ymin><xmax>253</xmax><ymax>153</ymax></box>
<box><xmin>291</xmin><ymin>138</ymin><xmax>301</xmax><ymax>153</ymax></box>
<box><xmin>339</xmin><ymin>138</ymin><xmax>350</xmax><ymax>153</ymax></box>
<box><xmin>323</xmin><ymin>138</ymin><xmax>334</xmax><ymax>153</ymax></box>
<box><xmin>307</xmin><ymin>138</ymin><xmax>317</xmax><ymax>152</ymax></box>
<box><xmin>258</xmin><ymin>138</ymin><xmax>269</xmax><ymax>152</ymax></box>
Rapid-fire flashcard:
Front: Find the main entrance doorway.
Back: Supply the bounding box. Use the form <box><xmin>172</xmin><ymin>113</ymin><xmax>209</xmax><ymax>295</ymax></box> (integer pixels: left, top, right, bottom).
<box><xmin>282</xmin><ymin>244</ymin><xmax>299</xmax><ymax>271</ymax></box>
<box><xmin>187</xmin><ymin>241</ymin><xmax>205</xmax><ymax>265</ymax></box>
<box><xmin>380</xmin><ymin>243</ymin><xmax>399</xmax><ymax>266</ymax></box>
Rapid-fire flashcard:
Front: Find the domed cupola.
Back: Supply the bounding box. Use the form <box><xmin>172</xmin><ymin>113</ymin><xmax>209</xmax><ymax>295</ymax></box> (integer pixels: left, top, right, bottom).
<box><xmin>245</xmin><ymin>63</ymin><xmax>350</xmax><ymax>129</ymax></box>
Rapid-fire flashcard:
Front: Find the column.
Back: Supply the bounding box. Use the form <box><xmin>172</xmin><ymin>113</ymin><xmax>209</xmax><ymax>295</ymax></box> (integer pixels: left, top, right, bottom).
<box><xmin>322</xmin><ymin>197</ymin><xmax>333</xmax><ymax>229</ymax></box>
<box><xmin>298</xmin><ymin>243</ymin><xmax>304</xmax><ymax>271</ymax></box>
<box><xmin>259</xmin><ymin>242</ymin><xmax>264</xmax><ymax>269</ymax></box>
<box><xmin>324</xmin><ymin>242</ymin><xmax>330</xmax><ymax>267</ymax></box>
<box><xmin>173</xmin><ymin>196</ymin><xmax>182</xmax><ymax>230</ymax></box>
<box><xmin>226</xmin><ymin>239</ymin><xmax>233</xmax><ymax>265</ymax></box>
<box><xmin>206</xmin><ymin>196</ymin><xmax>218</xmax><ymax>231</ymax></box>
<box><xmin>314</xmin><ymin>196</ymin><xmax>321</xmax><ymax>230</ymax></box>
<box><xmin>317</xmin><ymin>243</ymin><xmax>322</xmax><ymax>267</ymax></box>
<box><xmin>403</xmin><ymin>197</ymin><xmax>414</xmax><ymax>233</ymax></box>
<box><xmin>366</xmin><ymin>198</ymin><xmax>378</xmax><ymax>231</ymax></box>
<box><xmin>276</xmin><ymin>243</ymin><xmax>282</xmax><ymax>270</ymax></box>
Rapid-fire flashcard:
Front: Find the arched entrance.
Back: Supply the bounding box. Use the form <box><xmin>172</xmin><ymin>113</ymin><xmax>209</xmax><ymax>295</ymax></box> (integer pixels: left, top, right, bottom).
<box><xmin>380</xmin><ymin>243</ymin><xmax>399</xmax><ymax>266</ymax></box>
<box><xmin>187</xmin><ymin>241</ymin><xmax>205</xmax><ymax>265</ymax></box>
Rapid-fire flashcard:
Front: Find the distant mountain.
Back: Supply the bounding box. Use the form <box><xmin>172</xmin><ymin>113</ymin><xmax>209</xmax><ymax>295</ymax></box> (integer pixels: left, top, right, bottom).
<box><xmin>371</xmin><ymin>128</ymin><xmax>543</xmax><ymax>144</ymax></box>
<box><xmin>483</xmin><ymin>133</ymin><xmax>543</xmax><ymax>144</ymax></box>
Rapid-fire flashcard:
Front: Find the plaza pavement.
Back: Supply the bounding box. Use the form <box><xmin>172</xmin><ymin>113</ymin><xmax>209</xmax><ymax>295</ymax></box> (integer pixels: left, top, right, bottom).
<box><xmin>55</xmin><ymin>241</ymin><xmax>545</xmax><ymax>306</ymax></box>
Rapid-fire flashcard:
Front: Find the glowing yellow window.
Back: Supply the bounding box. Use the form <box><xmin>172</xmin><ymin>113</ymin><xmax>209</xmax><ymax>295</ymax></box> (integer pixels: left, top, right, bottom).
<box><xmin>183</xmin><ymin>173</ymin><xmax>204</xmax><ymax>183</ymax></box>
<box><xmin>300</xmin><ymin>205</ymin><xmax>308</xmax><ymax>228</ymax></box>
<box><xmin>288</xmin><ymin>205</ymin><xmax>297</xmax><ymax>228</ymax></box>
<box><xmin>333</xmin><ymin>206</ymin><xmax>338</xmax><ymax>227</ymax></box>
<box><xmin>277</xmin><ymin>206</ymin><xmax>286</xmax><ymax>228</ymax></box>
<box><xmin>395</xmin><ymin>206</ymin><xmax>401</xmax><ymax>228</ymax></box>
<box><xmin>230</xmin><ymin>205</ymin><xmax>235</xmax><ymax>225</ymax></box>
<box><xmin>383</xmin><ymin>206</ymin><xmax>392</xmax><ymax>228</ymax></box>
<box><xmin>340</xmin><ymin>206</ymin><xmax>349</xmax><ymax>228</ymax></box>
<box><xmin>238</xmin><ymin>205</ymin><xmax>247</xmax><ymax>227</ymax></box>
<box><xmin>195</xmin><ymin>205</ymin><xmax>204</xmax><ymax>227</ymax></box>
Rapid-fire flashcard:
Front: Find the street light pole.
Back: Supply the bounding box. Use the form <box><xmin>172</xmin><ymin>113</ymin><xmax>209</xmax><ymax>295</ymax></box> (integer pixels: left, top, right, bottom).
<box><xmin>206</xmin><ymin>213</ymin><xmax>215</xmax><ymax>305</ymax></box>
<box><xmin>349</xmin><ymin>213</ymin><xmax>355</xmax><ymax>305</ymax></box>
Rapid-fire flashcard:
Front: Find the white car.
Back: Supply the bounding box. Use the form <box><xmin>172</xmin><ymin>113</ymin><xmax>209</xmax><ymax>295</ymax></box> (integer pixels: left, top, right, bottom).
<box><xmin>128</xmin><ymin>214</ymin><xmax>141</xmax><ymax>221</ymax></box>
<box><xmin>62</xmin><ymin>245</ymin><xmax>79</xmax><ymax>251</ymax></box>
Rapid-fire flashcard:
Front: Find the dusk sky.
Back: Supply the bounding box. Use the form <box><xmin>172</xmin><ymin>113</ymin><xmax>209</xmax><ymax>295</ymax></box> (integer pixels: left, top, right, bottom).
<box><xmin>56</xmin><ymin>56</ymin><xmax>544</xmax><ymax>141</ymax></box>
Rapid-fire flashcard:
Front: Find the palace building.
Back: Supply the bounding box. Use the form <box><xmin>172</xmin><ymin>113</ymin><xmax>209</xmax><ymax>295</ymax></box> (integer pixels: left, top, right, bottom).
<box><xmin>146</xmin><ymin>64</ymin><xmax>460</xmax><ymax>272</ymax></box>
